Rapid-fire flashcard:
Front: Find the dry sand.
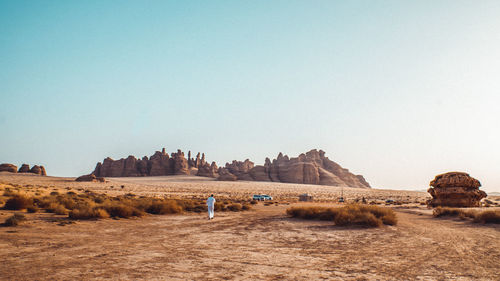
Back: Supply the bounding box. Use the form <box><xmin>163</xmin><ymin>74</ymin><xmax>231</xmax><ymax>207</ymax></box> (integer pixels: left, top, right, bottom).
<box><xmin>0</xmin><ymin>173</ymin><xmax>499</xmax><ymax>280</ymax></box>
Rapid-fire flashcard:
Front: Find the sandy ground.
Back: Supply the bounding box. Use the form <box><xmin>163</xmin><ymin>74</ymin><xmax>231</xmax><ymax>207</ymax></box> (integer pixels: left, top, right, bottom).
<box><xmin>1</xmin><ymin>173</ymin><xmax>499</xmax><ymax>280</ymax></box>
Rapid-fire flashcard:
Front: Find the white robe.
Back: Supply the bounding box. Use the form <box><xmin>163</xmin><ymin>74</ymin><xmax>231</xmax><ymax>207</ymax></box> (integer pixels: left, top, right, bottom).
<box><xmin>206</xmin><ymin>197</ymin><xmax>216</xmax><ymax>219</ymax></box>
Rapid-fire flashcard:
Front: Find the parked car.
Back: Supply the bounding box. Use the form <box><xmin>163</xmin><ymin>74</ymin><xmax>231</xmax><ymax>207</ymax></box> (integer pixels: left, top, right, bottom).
<box><xmin>252</xmin><ymin>195</ymin><xmax>263</xmax><ymax>201</ymax></box>
<box><xmin>261</xmin><ymin>194</ymin><xmax>273</xmax><ymax>201</ymax></box>
<box><xmin>252</xmin><ymin>194</ymin><xmax>273</xmax><ymax>201</ymax></box>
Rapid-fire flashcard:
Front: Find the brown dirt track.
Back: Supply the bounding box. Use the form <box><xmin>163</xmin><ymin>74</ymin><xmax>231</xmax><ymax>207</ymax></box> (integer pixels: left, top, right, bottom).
<box><xmin>0</xmin><ymin>173</ymin><xmax>499</xmax><ymax>280</ymax></box>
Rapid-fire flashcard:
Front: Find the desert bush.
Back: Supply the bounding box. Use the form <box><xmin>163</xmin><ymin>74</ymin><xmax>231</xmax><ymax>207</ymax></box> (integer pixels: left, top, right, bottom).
<box><xmin>3</xmin><ymin>213</ymin><xmax>26</xmax><ymax>226</ymax></box>
<box><xmin>286</xmin><ymin>204</ymin><xmax>397</xmax><ymax>227</ymax></box>
<box><xmin>4</xmin><ymin>194</ymin><xmax>33</xmax><ymax>210</ymax></box>
<box><xmin>472</xmin><ymin>210</ymin><xmax>500</xmax><ymax>224</ymax></box>
<box><xmin>433</xmin><ymin>207</ymin><xmax>500</xmax><ymax>224</ymax></box>
<box><xmin>146</xmin><ymin>200</ymin><xmax>182</xmax><ymax>215</ymax></box>
<box><xmin>50</xmin><ymin>191</ymin><xmax>59</xmax><ymax>196</ymax></box>
<box><xmin>103</xmin><ymin>203</ymin><xmax>144</xmax><ymax>218</ymax></box>
<box><xmin>227</xmin><ymin>203</ymin><xmax>242</xmax><ymax>212</ymax></box>
<box><xmin>214</xmin><ymin>202</ymin><xmax>227</xmax><ymax>211</ymax></box>
<box><xmin>242</xmin><ymin>203</ymin><xmax>251</xmax><ymax>210</ymax></box>
<box><xmin>69</xmin><ymin>207</ymin><xmax>110</xmax><ymax>219</ymax></box>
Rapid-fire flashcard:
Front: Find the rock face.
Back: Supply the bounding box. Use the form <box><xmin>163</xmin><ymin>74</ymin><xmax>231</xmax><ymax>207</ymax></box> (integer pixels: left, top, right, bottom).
<box><xmin>92</xmin><ymin>148</ymin><xmax>214</xmax><ymax>177</ymax></box>
<box><xmin>0</xmin><ymin>163</ymin><xmax>18</xmax><ymax>173</ymax></box>
<box><xmin>427</xmin><ymin>172</ymin><xmax>487</xmax><ymax>207</ymax></box>
<box><xmin>216</xmin><ymin>149</ymin><xmax>370</xmax><ymax>188</ymax></box>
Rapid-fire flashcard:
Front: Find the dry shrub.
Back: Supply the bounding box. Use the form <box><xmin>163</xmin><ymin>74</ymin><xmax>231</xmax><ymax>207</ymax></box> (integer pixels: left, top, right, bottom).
<box><xmin>146</xmin><ymin>200</ymin><xmax>182</xmax><ymax>215</ymax></box>
<box><xmin>103</xmin><ymin>203</ymin><xmax>144</xmax><ymax>218</ymax></box>
<box><xmin>472</xmin><ymin>210</ymin><xmax>500</xmax><ymax>224</ymax></box>
<box><xmin>4</xmin><ymin>194</ymin><xmax>33</xmax><ymax>210</ymax></box>
<box><xmin>3</xmin><ymin>213</ymin><xmax>27</xmax><ymax>227</ymax></box>
<box><xmin>227</xmin><ymin>203</ymin><xmax>242</xmax><ymax>212</ymax></box>
<box><xmin>214</xmin><ymin>202</ymin><xmax>227</xmax><ymax>211</ymax></box>
<box><xmin>27</xmin><ymin>206</ymin><xmax>39</xmax><ymax>213</ymax></box>
<box><xmin>433</xmin><ymin>207</ymin><xmax>500</xmax><ymax>224</ymax></box>
<box><xmin>286</xmin><ymin>204</ymin><xmax>397</xmax><ymax>227</ymax></box>
<box><xmin>242</xmin><ymin>203</ymin><xmax>251</xmax><ymax>210</ymax></box>
<box><xmin>69</xmin><ymin>207</ymin><xmax>109</xmax><ymax>219</ymax></box>
<box><xmin>50</xmin><ymin>191</ymin><xmax>59</xmax><ymax>196</ymax></box>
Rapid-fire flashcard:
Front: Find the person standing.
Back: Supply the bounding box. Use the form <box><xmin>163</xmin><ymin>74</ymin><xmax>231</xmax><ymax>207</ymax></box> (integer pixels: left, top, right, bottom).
<box><xmin>206</xmin><ymin>194</ymin><xmax>216</xmax><ymax>220</ymax></box>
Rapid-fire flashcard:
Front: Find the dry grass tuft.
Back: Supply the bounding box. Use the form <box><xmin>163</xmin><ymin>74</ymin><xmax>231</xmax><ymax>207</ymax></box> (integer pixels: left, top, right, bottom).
<box><xmin>286</xmin><ymin>204</ymin><xmax>397</xmax><ymax>227</ymax></box>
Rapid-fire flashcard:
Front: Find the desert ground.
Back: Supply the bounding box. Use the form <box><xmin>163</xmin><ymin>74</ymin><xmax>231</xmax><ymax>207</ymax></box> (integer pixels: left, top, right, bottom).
<box><xmin>1</xmin><ymin>172</ymin><xmax>499</xmax><ymax>280</ymax></box>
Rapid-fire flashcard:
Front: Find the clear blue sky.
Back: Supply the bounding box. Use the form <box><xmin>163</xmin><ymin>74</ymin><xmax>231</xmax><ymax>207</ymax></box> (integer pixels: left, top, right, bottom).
<box><xmin>1</xmin><ymin>1</ymin><xmax>499</xmax><ymax>192</ymax></box>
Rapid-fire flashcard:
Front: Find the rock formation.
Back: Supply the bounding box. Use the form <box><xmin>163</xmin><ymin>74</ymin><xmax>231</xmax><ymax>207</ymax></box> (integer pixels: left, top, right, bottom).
<box><xmin>0</xmin><ymin>163</ymin><xmax>46</xmax><ymax>175</ymax></box>
<box><xmin>18</xmin><ymin>164</ymin><xmax>30</xmax><ymax>173</ymax></box>
<box><xmin>92</xmin><ymin>148</ymin><xmax>214</xmax><ymax>177</ymax></box>
<box><xmin>197</xmin><ymin>162</ymin><xmax>218</xmax><ymax>178</ymax></box>
<box><xmin>0</xmin><ymin>163</ymin><xmax>18</xmax><ymax>173</ymax></box>
<box><xmin>29</xmin><ymin>165</ymin><xmax>47</xmax><ymax>176</ymax></box>
<box><xmin>75</xmin><ymin>174</ymin><xmax>106</xmax><ymax>182</ymax></box>
<box><xmin>216</xmin><ymin>149</ymin><xmax>370</xmax><ymax>188</ymax></box>
<box><xmin>427</xmin><ymin>172</ymin><xmax>487</xmax><ymax>207</ymax></box>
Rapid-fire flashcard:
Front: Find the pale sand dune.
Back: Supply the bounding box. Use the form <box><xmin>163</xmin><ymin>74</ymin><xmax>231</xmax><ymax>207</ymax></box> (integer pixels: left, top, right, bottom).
<box><xmin>1</xmin><ymin>173</ymin><xmax>498</xmax><ymax>280</ymax></box>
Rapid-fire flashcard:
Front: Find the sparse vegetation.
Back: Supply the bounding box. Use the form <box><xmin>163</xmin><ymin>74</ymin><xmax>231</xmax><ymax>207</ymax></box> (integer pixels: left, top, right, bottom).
<box><xmin>0</xmin><ymin>186</ymin><xmax>251</xmax><ymax>221</ymax></box>
<box><xmin>433</xmin><ymin>207</ymin><xmax>500</xmax><ymax>224</ymax></box>
<box><xmin>286</xmin><ymin>204</ymin><xmax>397</xmax><ymax>227</ymax></box>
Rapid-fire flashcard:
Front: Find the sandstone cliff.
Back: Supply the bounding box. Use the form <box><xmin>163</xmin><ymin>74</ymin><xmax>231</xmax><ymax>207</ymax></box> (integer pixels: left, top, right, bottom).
<box><xmin>217</xmin><ymin>149</ymin><xmax>370</xmax><ymax>188</ymax></box>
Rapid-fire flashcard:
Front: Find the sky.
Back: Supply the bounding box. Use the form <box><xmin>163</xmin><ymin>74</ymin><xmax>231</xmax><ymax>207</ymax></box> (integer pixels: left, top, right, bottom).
<box><xmin>1</xmin><ymin>0</ymin><xmax>499</xmax><ymax>192</ymax></box>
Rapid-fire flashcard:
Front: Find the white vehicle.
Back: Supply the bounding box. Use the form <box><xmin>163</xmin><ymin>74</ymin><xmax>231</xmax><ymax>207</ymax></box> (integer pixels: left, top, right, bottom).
<box><xmin>252</xmin><ymin>194</ymin><xmax>273</xmax><ymax>201</ymax></box>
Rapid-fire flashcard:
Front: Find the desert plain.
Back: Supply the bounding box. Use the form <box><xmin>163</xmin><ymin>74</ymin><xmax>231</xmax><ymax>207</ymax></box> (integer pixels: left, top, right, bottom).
<box><xmin>0</xmin><ymin>172</ymin><xmax>499</xmax><ymax>280</ymax></box>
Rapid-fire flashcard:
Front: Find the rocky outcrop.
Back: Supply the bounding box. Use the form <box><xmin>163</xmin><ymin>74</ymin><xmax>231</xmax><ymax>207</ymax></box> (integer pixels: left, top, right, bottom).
<box><xmin>92</xmin><ymin>148</ymin><xmax>213</xmax><ymax>177</ymax></box>
<box><xmin>427</xmin><ymin>172</ymin><xmax>487</xmax><ymax>207</ymax></box>
<box><xmin>0</xmin><ymin>163</ymin><xmax>46</xmax><ymax>175</ymax></box>
<box><xmin>29</xmin><ymin>165</ymin><xmax>46</xmax><ymax>175</ymax></box>
<box><xmin>216</xmin><ymin>149</ymin><xmax>370</xmax><ymax>188</ymax></box>
<box><xmin>197</xmin><ymin>162</ymin><xmax>218</xmax><ymax>178</ymax></box>
<box><xmin>0</xmin><ymin>163</ymin><xmax>17</xmax><ymax>173</ymax></box>
<box><xmin>75</xmin><ymin>174</ymin><xmax>106</xmax><ymax>182</ymax></box>
<box><xmin>18</xmin><ymin>164</ymin><xmax>30</xmax><ymax>173</ymax></box>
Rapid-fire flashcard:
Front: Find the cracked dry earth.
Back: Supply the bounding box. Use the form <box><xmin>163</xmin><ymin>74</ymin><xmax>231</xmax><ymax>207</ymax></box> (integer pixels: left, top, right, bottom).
<box><xmin>1</xmin><ymin>204</ymin><xmax>499</xmax><ymax>280</ymax></box>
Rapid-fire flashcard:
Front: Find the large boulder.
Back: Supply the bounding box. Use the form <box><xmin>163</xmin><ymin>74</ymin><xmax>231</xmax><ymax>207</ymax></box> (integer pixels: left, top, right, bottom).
<box><xmin>0</xmin><ymin>163</ymin><xmax>17</xmax><ymax>173</ymax></box>
<box><xmin>18</xmin><ymin>164</ymin><xmax>30</xmax><ymax>173</ymax></box>
<box><xmin>76</xmin><ymin>174</ymin><xmax>97</xmax><ymax>182</ymax></box>
<box><xmin>427</xmin><ymin>172</ymin><xmax>487</xmax><ymax>207</ymax></box>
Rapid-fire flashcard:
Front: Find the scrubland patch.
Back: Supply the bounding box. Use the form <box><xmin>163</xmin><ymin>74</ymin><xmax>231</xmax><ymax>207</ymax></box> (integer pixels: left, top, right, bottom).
<box><xmin>1</xmin><ymin>186</ymin><xmax>252</xmax><ymax>221</ymax></box>
<box><xmin>286</xmin><ymin>204</ymin><xmax>397</xmax><ymax>227</ymax></box>
<box><xmin>433</xmin><ymin>207</ymin><xmax>500</xmax><ymax>224</ymax></box>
